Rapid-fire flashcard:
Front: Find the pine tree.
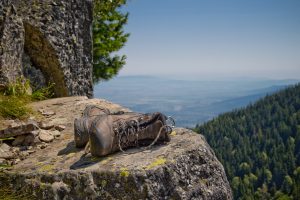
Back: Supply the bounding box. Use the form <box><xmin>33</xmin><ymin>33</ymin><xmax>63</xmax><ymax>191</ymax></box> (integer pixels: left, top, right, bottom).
<box><xmin>93</xmin><ymin>0</ymin><xmax>129</xmax><ymax>82</ymax></box>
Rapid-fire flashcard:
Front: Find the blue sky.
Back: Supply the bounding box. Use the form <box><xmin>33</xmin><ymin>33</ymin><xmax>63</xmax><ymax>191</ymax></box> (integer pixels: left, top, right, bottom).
<box><xmin>117</xmin><ymin>0</ymin><xmax>300</xmax><ymax>80</ymax></box>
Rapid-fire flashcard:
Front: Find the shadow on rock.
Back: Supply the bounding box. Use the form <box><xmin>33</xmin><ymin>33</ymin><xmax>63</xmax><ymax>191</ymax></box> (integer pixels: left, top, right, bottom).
<box><xmin>69</xmin><ymin>154</ymin><xmax>106</xmax><ymax>170</ymax></box>
<box><xmin>69</xmin><ymin>142</ymin><xmax>168</xmax><ymax>170</ymax></box>
<box><xmin>57</xmin><ymin>141</ymin><xmax>82</xmax><ymax>156</ymax></box>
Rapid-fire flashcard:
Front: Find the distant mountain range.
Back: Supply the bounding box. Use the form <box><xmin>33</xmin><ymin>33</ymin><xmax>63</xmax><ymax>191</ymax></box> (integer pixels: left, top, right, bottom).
<box><xmin>94</xmin><ymin>76</ymin><xmax>299</xmax><ymax>127</ymax></box>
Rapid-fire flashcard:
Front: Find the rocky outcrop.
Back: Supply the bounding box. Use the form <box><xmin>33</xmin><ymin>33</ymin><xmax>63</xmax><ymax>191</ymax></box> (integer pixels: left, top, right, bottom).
<box><xmin>0</xmin><ymin>0</ymin><xmax>93</xmax><ymax>97</ymax></box>
<box><xmin>0</xmin><ymin>97</ymin><xmax>232</xmax><ymax>199</ymax></box>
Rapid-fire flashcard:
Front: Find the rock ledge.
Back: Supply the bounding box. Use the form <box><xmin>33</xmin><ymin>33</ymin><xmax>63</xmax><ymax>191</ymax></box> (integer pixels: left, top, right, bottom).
<box><xmin>0</xmin><ymin>97</ymin><xmax>232</xmax><ymax>199</ymax></box>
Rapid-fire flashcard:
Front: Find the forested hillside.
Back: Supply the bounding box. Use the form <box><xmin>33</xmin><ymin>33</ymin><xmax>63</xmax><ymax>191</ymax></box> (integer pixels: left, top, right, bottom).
<box><xmin>195</xmin><ymin>83</ymin><xmax>300</xmax><ymax>200</ymax></box>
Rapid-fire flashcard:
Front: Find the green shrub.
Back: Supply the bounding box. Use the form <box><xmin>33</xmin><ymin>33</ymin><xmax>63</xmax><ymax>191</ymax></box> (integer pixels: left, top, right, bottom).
<box><xmin>31</xmin><ymin>83</ymin><xmax>55</xmax><ymax>101</ymax></box>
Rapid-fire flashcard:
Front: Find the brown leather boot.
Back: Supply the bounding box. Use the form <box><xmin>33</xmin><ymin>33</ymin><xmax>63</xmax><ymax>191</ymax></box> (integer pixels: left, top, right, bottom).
<box><xmin>74</xmin><ymin>105</ymin><xmax>110</xmax><ymax>148</ymax></box>
<box><xmin>89</xmin><ymin>112</ymin><xmax>172</xmax><ymax>157</ymax></box>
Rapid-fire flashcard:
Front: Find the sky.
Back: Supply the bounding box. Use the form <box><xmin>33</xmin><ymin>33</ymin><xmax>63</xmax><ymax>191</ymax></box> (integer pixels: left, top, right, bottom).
<box><xmin>117</xmin><ymin>0</ymin><xmax>300</xmax><ymax>80</ymax></box>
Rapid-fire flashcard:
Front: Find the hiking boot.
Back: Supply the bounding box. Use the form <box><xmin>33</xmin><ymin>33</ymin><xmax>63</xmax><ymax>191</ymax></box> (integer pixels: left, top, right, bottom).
<box><xmin>74</xmin><ymin>105</ymin><xmax>110</xmax><ymax>148</ymax></box>
<box><xmin>89</xmin><ymin>112</ymin><xmax>171</xmax><ymax>157</ymax></box>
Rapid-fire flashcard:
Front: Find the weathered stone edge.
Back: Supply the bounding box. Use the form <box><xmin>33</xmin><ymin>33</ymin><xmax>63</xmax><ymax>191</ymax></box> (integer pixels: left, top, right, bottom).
<box><xmin>0</xmin><ymin>134</ymin><xmax>233</xmax><ymax>200</ymax></box>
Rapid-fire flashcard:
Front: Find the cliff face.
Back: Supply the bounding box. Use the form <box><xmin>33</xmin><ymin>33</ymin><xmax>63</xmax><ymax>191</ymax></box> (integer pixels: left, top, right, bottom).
<box><xmin>0</xmin><ymin>0</ymin><xmax>93</xmax><ymax>97</ymax></box>
<box><xmin>0</xmin><ymin>97</ymin><xmax>232</xmax><ymax>200</ymax></box>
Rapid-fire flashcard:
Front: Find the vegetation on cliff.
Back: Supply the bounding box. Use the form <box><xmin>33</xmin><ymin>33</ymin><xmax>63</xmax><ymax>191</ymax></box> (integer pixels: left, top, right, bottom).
<box><xmin>93</xmin><ymin>0</ymin><xmax>129</xmax><ymax>82</ymax></box>
<box><xmin>0</xmin><ymin>78</ymin><xmax>55</xmax><ymax>119</ymax></box>
<box><xmin>195</xmin><ymin>83</ymin><xmax>300</xmax><ymax>199</ymax></box>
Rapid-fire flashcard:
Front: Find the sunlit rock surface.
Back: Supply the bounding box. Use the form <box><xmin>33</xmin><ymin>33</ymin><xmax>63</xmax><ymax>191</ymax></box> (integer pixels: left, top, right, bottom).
<box><xmin>0</xmin><ymin>97</ymin><xmax>232</xmax><ymax>199</ymax></box>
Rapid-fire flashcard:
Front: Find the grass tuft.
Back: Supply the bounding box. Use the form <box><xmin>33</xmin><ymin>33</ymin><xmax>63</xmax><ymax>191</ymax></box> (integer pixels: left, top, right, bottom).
<box><xmin>0</xmin><ymin>78</ymin><xmax>55</xmax><ymax>120</ymax></box>
<box><xmin>0</xmin><ymin>96</ymin><xmax>32</xmax><ymax>119</ymax></box>
<box><xmin>31</xmin><ymin>83</ymin><xmax>55</xmax><ymax>101</ymax></box>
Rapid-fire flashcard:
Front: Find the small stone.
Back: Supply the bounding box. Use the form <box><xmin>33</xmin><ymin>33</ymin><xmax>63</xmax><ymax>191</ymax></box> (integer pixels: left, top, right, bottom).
<box><xmin>0</xmin><ymin>144</ymin><xmax>13</xmax><ymax>159</ymax></box>
<box><xmin>0</xmin><ymin>158</ymin><xmax>6</xmax><ymax>165</ymax></box>
<box><xmin>39</xmin><ymin>122</ymin><xmax>54</xmax><ymax>130</ymax></box>
<box><xmin>12</xmin><ymin>147</ymin><xmax>20</xmax><ymax>154</ymax></box>
<box><xmin>27</xmin><ymin>119</ymin><xmax>37</xmax><ymax>125</ymax></box>
<box><xmin>52</xmin><ymin>130</ymin><xmax>61</xmax><ymax>138</ymax></box>
<box><xmin>13</xmin><ymin>158</ymin><xmax>21</xmax><ymax>165</ymax></box>
<box><xmin>41</xmin><ymin>110</ymin><xmax>56</xmax><ymax>117</ymax></box>
<box><xmin>55</xmin><ymin>125</ymin><xmax>66</xmax><ymax>131</ymax></box>
<box><xmin>8</xmin><ymin>120</ymin><xmax>20</xmax><ymax>128</ymax></box>
<box><xmin>19</xmin><ymin>151</ymin><xmax>29</xmax><ymax>160</ymax></box>
<box><xmin>37</xmin><ymin>143</ymin><xmax>48</xmax><ymax>149</ymax></box>
<box><xmin>12</xmin><ymin>135</ymin><xmax>26</xmax><ymax>146</ymax></box>
<box><xmin>27</xmin><ymin>150</ymin><xmax>35</xmax><ymax>154</ymax></box>
<box><xmin>39</xmin><ymin>130</ymin><xmax>54</xmax><ymax>143</ymax></box>
<box><xmin>19</xmin><ymin>151</ymin><xmax>29</xmax><ymax>159</ymax></box>
<box><xmin>115</xmin><ymin>183</ymin><xmax>120</xmax><ymax>188</ymax></box>
<box><xmin>0</xmin><ymin>143</ymin><xmax>10</xmax><ymax>152</ymax></box>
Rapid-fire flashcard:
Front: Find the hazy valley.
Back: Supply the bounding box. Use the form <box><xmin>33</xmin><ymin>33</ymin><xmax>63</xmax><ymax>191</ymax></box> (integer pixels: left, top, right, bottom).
<box><xmin>95</xmin><ymin>76</ymin><xmax>299</xmax><ymax>127</ymax></box>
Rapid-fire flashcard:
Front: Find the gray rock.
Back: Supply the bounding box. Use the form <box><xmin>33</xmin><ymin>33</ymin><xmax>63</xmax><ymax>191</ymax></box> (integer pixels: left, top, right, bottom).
<box><xmin>0</xmin><ymin>158</ymin><xmax>7</xmax><ymax>165</ymax></box>
<box><xmin>52</xmin><ymin>130</ymin><xmax>61</xmax><ymax>138</ymax></box>
<box><xmin>0</xmin><ymin>122</ymin><xmax>39</xmax><ymax>139</ymax></box>
<box><xmin>0</xmin><ymin>0</ymin><xmax>93</xmax><ymax>97</ymax></box>
<box><xmin>39</xmin><ymin>130</ymin><xmax>54</xmax><ymax>143</ymax></box>
<box><xmin>0</xmin><ymin>143</ymin><xmax>13</xmax><ymax>159</ymax></box>
<box><xmin>19</xmin><ymin>151</ymin><xmax>29</xmax><ymax>160</ymax></box>
<box><xmin>55</xmin><ymin>125</ymin><xmax>66</xmax><ymax>132</ymax></box>
<box><xmin>37</xmin><ymin>143</ymin><xmax>49</xmax><ymax>150</ymax></box>
<box><xmin>13</xmin><ymin>158</ymin><xmax>21</xmax><ymax>165</ymax></box>
<box><xmin>1</xmin><ymin>128</ymin><xmax>233</xmax><ymax>199</ymax></box>
<box><xmin>40</xmin><ymin>110</ymin><xmax>56</xmax><ymax>117</ymax></box>
<box><xmin>39</xmin><ymin>122</ymin><xmax>54</xmax><ymax>130</ymax></box>
<box><xmin>0</xmin><ymin>143</ymin><xmax>10</xmax><ymax>153</ymax></box>
<box><xmin>8</xmin><ymin>120</ymin><xmax>21</xmax><ymax>128</ymax></box>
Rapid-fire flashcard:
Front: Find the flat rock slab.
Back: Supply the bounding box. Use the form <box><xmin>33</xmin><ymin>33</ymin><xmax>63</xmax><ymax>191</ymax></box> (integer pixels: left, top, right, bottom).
<box><xmin>0</xmin><ymin>122</ymin><xmax>39</xmax><ymax>139</ymax></box>
<box><xmin>0</xmin><ymin>97</ymin><xmax>232</xmax><ymax>200</ymax></box>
